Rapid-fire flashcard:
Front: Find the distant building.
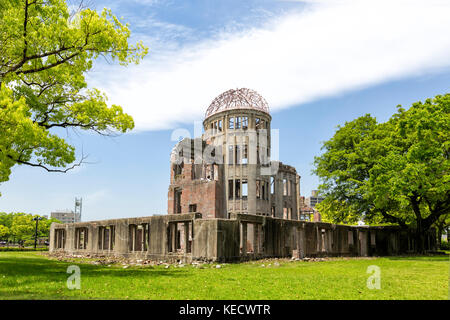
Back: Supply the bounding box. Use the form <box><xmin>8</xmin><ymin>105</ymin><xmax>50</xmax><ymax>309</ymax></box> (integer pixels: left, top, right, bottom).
<box><xmin>305</xmin><ymin>190</ymin><xmax>324</xmax><ymax>208</ymax></box>
<box><xmin>297</xmin><ymin>195</ymin><xmax>319</xmax><ymax>221</ymax></box>
<box><xmin>299</xmin><ymin>206</ymin><xmax>314</xmax><ymax>221</ymax></box>
<box><xmin>313</xmin><ymin>210</ymin><xmax>322</xmax><ymax>222</ymax></box>
<box><xmin>298</xmin><ymin>190</ymin><xmax>323</xmax><ymax>222</ymax></box>
<box><xmin>297</xmin><ymin>195</ymin><xmax>305</xmax><ymax>209</ymax></box>
<box><xmin>51</xmin><ymin>198</ymin><xmax>82</xmax><ymax>223</ymax></box>
<box><xmin>51</xmin><ymin>210</ymin><xmax>80</xmax><ymax>224</ymax></box>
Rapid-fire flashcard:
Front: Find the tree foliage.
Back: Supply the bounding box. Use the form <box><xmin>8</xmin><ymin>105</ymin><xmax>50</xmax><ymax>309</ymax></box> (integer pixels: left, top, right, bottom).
<box><xmin>0</xmin><ymin>224</ymin><xmax>9</xmax><ymax>238</ymax></box>
<box><xmin>0</xmin><ymin>212</ymin><xmax>59</xmax><ymax>242</ymax></box>
<box><xmin>0</xmin><ymin>211</ymin><xmax>14</xmax><ymax>228</ymax></box>
<box><xmin>0</xmin><ymin>0</ymin><xmax>148</xmax><ymax>190</ymax></box>
<box><xmin>314</xmin><ymin>94</ymin><xmax>450</xmax><ymax>251</ymax></box>
<box><xmin>10</xmin><ymin>213</ymin><xmax>35</xmax><ymax>241</ymax></box>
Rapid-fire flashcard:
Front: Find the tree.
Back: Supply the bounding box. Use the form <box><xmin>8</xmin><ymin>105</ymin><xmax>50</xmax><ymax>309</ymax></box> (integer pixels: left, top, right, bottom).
<box><xmin>0</xmin><ymin>212</ymin><xmax>14</xmax><ymax>229</ymax></box>
<box><xmin>0</xmin><ymin>0</ymin><xmax>148</xmax><ymax>191</ymax></box>
<box><xmin>0</xmin><ymin>224</ymin><xmax>9</xmax><ymax>239</ymax></box>
<box><xmin>7</xmin><ymin>212</ymin><xmax>56</xmax><ymax>244</ymax></box>
<box><xmin>38</xmin><ymin>216</ymin><xmax>60</xmax><ymax>239</ymax></box>
<box><xmin>10</xmin><ymin>213</ymin><xmax>34</xmax><ymax>242</ymax></box>
<box><xmin>0</xmin><ymin>212</ymin><xmax>14</xmax><ymax>243</ymax></box>
<box><xmin>314</xmin><ymin>94</ymin><xmax>450</xmax><ymax>252</ymax></box>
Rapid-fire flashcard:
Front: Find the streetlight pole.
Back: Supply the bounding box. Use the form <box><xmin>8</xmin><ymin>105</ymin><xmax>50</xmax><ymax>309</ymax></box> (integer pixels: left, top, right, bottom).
<box><xmin>33</xmin><ymin>217</ymin><xmax>42</xmax><ymax>250</ymax></box>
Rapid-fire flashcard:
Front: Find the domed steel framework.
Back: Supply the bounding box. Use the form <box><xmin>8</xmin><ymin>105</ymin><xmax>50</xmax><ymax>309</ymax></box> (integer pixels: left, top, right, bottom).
<box><xmin>205</xmin><ymin>88</ymin><xmax>270</xmax><ymax>119</ymax></box>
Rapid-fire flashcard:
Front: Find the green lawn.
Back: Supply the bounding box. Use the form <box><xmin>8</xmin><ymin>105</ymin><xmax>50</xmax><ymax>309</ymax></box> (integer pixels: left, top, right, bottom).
<box><xmin>0</xmin><ymin>252</ymin><xmax>448</xmax><ymax>300</ymax></box>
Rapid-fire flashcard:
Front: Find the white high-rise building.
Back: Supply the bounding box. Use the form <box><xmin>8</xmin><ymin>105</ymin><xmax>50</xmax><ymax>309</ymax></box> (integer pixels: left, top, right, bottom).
<box><xmin>51</xmin><ymin>210</ymin><xmax>80</xmax><ymax>223</ymax></box>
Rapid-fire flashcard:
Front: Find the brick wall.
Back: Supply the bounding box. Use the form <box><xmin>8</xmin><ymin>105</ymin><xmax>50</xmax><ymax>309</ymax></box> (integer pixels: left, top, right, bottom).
<box><xmin>168</xmin><ymin>163</ymin><xmax>225</xmax><ymax>218</ymax></box>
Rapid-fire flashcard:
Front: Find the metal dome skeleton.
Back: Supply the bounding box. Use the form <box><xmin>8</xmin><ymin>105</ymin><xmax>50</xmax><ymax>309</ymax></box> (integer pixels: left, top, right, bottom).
<box><xmin>205</xmin><ymin>88</ymin><xmax>270</xmax><ymax>119</ymax></box>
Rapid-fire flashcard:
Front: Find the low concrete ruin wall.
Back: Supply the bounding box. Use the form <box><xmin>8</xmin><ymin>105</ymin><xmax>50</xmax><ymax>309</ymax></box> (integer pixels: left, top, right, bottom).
<box><xmin>49</xmin><ymin>213</ymin><xmax>437</xmax><ymax>262</ymax></box>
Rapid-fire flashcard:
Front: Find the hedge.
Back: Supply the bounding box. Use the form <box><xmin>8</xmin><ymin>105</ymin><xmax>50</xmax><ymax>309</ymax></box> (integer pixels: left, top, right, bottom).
<box><xmin>440</xmin><ymin>240</ymin><xmax>449</xmax><ymax>250</ymax></box>
<box><xmin>0</xmin><ymin>247</ymin><xmax>48</xmax><ymax>252</ymax></box>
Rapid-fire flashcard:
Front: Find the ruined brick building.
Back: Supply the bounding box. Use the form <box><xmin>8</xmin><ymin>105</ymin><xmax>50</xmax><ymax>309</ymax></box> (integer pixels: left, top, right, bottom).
<box><xmin>49</xmin><ymin>89</ymin><xmax>437</xmax><ymax>261</ymax></box>
<box><xmin>168</xmin><ymin>88</ymin><xmax>300</xmax><ymax>220</ymax></box>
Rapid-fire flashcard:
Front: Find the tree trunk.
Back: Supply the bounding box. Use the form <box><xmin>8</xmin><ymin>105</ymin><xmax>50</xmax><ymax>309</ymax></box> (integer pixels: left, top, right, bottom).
<box><xmin>415</xmin><ymin>227</ymin><xmax>425</xmax><ymax>253</ymax></box>
<box><xmin>437</xmin><ymin>228</ymin><xmax>442</xmax><ymax>249</ymax></box>
<box><xmin>410</xmin><ymin>196</ymin><xmax>426</xmax><ymax>253</ymax></box>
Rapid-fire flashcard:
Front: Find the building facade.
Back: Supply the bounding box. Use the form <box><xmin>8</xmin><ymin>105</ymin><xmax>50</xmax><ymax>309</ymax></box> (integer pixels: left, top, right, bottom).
<box><xmin>168</xmin><ymin>88</ymin><xmax>299</xmax><ymax>220</ymax></box>
<box><xmin>305</xmin><ymin>190</ymin><xmax>324</xmax><ymax>208</ymax></box>
<box><xmin>49</xmin><ymin>88</ymin><xmax>437</xmax><ymax>261</ymax></box>
<box><xmin>51</xmin><ymin>210</ymin><xmax>81</xmax><ymax>224</ymax></box>
<box><xmin>49</xmin><ymin>212</ymin><xmax>437</xmax><ymax>262</ymax></box>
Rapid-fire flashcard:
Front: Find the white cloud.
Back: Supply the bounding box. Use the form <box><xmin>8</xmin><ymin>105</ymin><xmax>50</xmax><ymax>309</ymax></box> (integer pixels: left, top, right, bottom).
<box><xmin>90</xmin><ymin>0</ymin><xmax>450</xmax><ymax>131</ymax></box>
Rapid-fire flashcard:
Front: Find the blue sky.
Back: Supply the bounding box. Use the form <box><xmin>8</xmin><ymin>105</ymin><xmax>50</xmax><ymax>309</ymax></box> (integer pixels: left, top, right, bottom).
<box><xmin>1</xmin><ymin>0</ymin><xmax>450</xmax><ymax>221</ymax></box>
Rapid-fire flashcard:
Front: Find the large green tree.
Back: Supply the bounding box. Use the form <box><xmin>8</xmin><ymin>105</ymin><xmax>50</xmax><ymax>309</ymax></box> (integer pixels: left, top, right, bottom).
<box><xmin>10</xmin><ymin>213</ymin><xmax>35</xmax><ymax>242</ymax></box>
<box><xmin>0</xmin><ymin>224</ymin><xmax>9</xmax><ymax>239</ymax></box>
<box><xmin>2</xmin><ymin>212</ymin><xmax>59</xmax><ymax>243</ymax></box>
<box><xmin>0</xmin><ymin>212</ymin><xmax>14</xmax><ymax>229</ymax></box>
<box><xmin>314</xmin><ymin>94</ymin><xmax>450</xmax><ymax>252</ymax></box>
<box><xmin>0</xmin><ymin>0</ymin><xmax>147</xmax><ymax>190</ymax></box>
<box><xmin>0</xmin><ymin>212</ymin><xmax>12</xmax><ymax>240</ymax></box>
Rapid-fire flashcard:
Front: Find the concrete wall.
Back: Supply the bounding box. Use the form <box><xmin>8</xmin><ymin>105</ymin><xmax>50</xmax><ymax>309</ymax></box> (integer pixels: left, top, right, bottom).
<box><xmin>50</xmin><ymin>213</ymin><xmax>437</xmax><ymax>262</ymax></box>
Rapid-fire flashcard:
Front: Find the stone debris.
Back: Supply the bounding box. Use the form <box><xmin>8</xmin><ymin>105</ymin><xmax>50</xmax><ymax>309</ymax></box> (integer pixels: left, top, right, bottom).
<box><xmin>300</xmin><ymin>257</ymin><xmax>327</xmax><ymax>262</ymax></box>
<box><xmin>44</xmin><ymin>251</ymin><xmax>335</xmax><ymax>269</ymax></box>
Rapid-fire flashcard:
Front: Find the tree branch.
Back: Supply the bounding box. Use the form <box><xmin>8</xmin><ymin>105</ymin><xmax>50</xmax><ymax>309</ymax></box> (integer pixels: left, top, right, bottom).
<box><xmin>379</xmin><ymin>210</ymin><xmax>407</xmax><ymax>229</ymax></box>
<box><xmin>23</xmin><ymin>0</ymin><xmax>29</xmax><ymax>61</ymax></box>
<box><xmin>8</xmin><ymin>153</ymin><xmax>89</xmax><ymax>173</ymax></box>
<box><xmin>18</xmin><ymin>51</ymin><xmax>80</xmax><ymax>75</ymax></box>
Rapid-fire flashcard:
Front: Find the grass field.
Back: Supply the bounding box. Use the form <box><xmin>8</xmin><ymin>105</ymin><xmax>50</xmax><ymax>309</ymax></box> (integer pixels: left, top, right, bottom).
<box><xmin>0</xmin><ymin>252</ymin><xmax>448</xmax><ymax>300</ymax></box>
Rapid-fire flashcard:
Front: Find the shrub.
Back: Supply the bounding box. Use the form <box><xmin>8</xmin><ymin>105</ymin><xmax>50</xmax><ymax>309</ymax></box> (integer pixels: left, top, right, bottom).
<box><xmin>24</xmin><ymin>240</ymin><xmax>36</xmax><ymax>247</ymax></box>
<box><xmin>440</xmin><ymin>240</ymin><xmax>449</xmax><ymax>250</ymax></box>
<box><xmin>0</xmin><ymin>247</ymin><xmax>48</xmax><ymax>252</ymax></box>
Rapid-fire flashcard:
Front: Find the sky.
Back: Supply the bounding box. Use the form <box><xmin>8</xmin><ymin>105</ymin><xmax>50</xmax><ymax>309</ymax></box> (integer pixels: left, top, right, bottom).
<box><xmin>0</xmin><ymin>0</ymin><xmax>449</xmax><ymax>221</ymax></box>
